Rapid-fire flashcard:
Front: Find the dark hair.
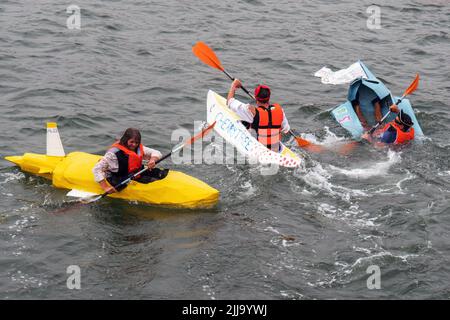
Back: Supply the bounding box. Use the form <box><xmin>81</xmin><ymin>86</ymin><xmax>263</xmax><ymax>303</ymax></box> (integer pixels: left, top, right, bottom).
<box><xmin>255</xmin><ymin>85</ymin><xmax>271</xmax><ymax>102</ymax></box>
<box><xmin>119</xmin><ymin>128</ymin><xmax>141</xmax><ymax>147</ymax></box>
<box><xmin>256</xmin><ymin>88</ymin><xmax>270</xmax><ymax>101</ymax></box>
<box><xmin>397</xmin><ymin>111</ymin><xmax>413</xmax><ymax>131</ymax></box>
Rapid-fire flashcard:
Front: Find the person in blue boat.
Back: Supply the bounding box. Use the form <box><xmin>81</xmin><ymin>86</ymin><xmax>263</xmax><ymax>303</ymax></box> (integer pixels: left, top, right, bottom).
<box><xmin>226</xmin><ymin>79</ymin><xmax>291</xmax><ymax>152</ymax></box>
<box><xmin>93</xmin><ymin>128</ymin><xmax>167</xmax><ymax>194</ymax></box>
<box><xmin>351</xmin><ymin>95</ymin><xmax>383</xmax><ymax>130</ymax></box>
<box><xmin>362</xmin><ymin>105</ymin><xmax>415</xmax><ymax>145</ymax></box>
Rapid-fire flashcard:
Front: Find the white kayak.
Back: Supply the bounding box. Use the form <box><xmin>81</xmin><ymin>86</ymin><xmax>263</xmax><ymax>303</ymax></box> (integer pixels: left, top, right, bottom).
<box><xmin>206</xmin><ymin>90</ymin><xmax>302</xmax><ymax>168</ymax></box>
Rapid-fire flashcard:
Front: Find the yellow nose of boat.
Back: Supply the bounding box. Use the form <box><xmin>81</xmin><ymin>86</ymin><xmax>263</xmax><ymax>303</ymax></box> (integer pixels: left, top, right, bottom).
<box><xmin>4</xmin><ymin>153</ymin><xmax>64</xmax><ymax>180</ymax></box>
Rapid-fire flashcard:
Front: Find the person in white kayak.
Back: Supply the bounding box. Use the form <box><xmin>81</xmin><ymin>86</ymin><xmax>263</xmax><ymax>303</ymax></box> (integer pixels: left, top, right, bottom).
<box><xmin>93</xmin><ymin>128</ymin><xmax>167</xmax><ymax>194</ymax></box>
<box><xmin>227</xmin><ymin>79</ymin><xmax>291</xmax><ymax>152</ymax></box>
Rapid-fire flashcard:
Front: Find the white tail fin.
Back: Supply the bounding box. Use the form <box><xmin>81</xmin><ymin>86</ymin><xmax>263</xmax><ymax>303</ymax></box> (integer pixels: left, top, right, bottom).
<box><xmin>46</xmin><ymin>122</ymin><xmax>65</xmax><ymax>156</ymax></box>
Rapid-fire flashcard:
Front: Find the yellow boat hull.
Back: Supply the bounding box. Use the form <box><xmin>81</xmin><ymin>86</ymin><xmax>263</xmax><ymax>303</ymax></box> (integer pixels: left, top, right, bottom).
<box><xmin>5</xmin><ymin>151</ymin><xmax>219</xmax><ymax>208</ymax></box>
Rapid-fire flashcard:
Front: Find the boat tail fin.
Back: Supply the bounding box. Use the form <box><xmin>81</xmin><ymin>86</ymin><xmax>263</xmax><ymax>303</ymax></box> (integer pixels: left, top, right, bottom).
<box><xmin>46</xmin><ymin>122</ymin><xmax>65</xmax><ymax>157</ymax></box>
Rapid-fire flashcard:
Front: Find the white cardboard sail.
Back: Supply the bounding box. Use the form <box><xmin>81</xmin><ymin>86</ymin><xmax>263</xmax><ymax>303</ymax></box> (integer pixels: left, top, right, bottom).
<box><xmin>46</xmin><ymin>122</ymin><xmax>65</xmax><ymax>156</ymax></box>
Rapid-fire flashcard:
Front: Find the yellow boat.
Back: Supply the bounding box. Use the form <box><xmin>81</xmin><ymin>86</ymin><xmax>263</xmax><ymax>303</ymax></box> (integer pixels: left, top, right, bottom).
<box><xmin>5</xmin><ymin>123</ymin><xmax>219</xmax><ymax>208</ymax></box>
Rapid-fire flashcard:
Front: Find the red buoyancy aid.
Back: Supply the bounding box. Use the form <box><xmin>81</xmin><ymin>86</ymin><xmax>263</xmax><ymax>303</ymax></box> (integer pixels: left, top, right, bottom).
<box><xmin>252</xmin><ymin>103</ymin><xmax>284</xmax><ymax>151</ymax></box>
<box><xmin>111</xmin><ymin>142</ymin><xmax>144</xmax><ymax>174</ymax></box>
<box><xmin>381</xmin><ymin>121</ymin><xmax>415</xmax><ymax>144</ymax></box>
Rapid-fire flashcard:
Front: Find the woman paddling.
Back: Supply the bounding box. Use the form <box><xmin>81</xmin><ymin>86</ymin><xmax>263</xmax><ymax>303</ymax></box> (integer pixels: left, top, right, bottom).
<box><xmin>93</xmin><ymin>128</ymin><xmax>168</xmax><ymax>194</ymax></box>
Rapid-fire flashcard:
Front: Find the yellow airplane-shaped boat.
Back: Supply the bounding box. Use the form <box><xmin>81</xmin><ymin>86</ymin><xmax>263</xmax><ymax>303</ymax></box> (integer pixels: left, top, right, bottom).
<box><xmin>5</xmin><ymin>123</ymin><xmax>219</xmax><ymax>208</ymax></box>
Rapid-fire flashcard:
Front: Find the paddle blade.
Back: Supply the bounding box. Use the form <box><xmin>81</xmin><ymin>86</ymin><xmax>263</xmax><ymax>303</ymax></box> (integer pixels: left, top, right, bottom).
<box><xmin>192</xmin><ymin>42</ymin><xmax>224</xmax><ymax>71</ymax></box>
<box><xmin>402</xmin><ymin>73</ymin><xmax>419</xmax><ymax>98</ymax></box>
<box><xmin>67</xmin><ymin>189</ymin><xmax>98</xmax><ymax>198</ymax></box>
<box><xmin>304</xmin><ymin>144</ymin><xmax>326</xmax><ymax>153</ymax></box>
<box><xmin>294</xmin><ymin>136</ymin><xmax>311</xmax><ymax>148</ymax></box>
<box><xmin>335</xmin><ymin>141</ymin><xmax>358</xmax><ymax>156</ymax></box>
<box><xmin>290</xmin><ymin>132</ymin><xmax>325</xmax><ymax>153</ymax></box>
<box><xmin>187</xmin><ymin>121</ymin><xmax>216</xmax><ymax>146</ymax></box>
<box><xmin>80</xmin><ymin>194</ymin><xmax>103</xmax><ymax>204</ymax></box>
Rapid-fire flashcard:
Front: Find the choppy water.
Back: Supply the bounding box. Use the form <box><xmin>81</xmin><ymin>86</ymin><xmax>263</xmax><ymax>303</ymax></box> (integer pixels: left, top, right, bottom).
<box><xmin>1</xmin><ymin>0</ymin><xmax>449</xmax><ymax>299</ymax></box>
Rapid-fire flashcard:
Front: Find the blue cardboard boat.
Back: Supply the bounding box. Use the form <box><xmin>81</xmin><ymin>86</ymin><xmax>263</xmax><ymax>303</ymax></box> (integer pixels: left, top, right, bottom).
<box><xmin>331</xmin><ymin>61</ymin><xmax>423</xmax><ymax>139</ymax></box>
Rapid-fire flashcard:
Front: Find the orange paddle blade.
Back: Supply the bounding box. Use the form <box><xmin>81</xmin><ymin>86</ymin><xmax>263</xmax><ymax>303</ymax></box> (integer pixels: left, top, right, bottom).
<box><xmin>186</xmin><ymin>121</ymin><xmax>216</xmax><ymax>146</ymax></box>
<box><xmin>403</xmin><ymin>73</ymin><xmax>419</xmax><ymax>97</ymax></box>
<box><xmin>335</xmin><ymin>141</ymin><xmax>358</xmax><ymax>156</ymax></box>
<box><xmin>294</xmin><ymin>136</ymin><xmax>311</xmax><ymax>147</ymax></box>
<box><xmin>293</xmin><ymin>135</ymin><xmax>325</xmax><ymax>153</ymax></box>
<box><xmin>192</xmin><ymin>42</ymin><xmax>224</xmax><ymax>71</ymax></box>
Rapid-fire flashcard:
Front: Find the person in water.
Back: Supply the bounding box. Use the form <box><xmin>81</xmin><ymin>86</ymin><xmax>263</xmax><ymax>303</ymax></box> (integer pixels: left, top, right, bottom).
<box><xmin>227</xmin><ymin>79</ymin><xmax>291</xmax><ymax>152</ymax></box>
<box><xmin>362</xmin><ymin>105</ymin><xmax>415</xmax><ymax>145</ymax></box>
<box><xmin>93</xmin><ymin>128</ymin><xmax>167</xmax><ymax>194</ymax></box>
<box><xmin>351</xmin><ymin>95</ymin><xmax>383</xmax><ymax>130</ymax></box>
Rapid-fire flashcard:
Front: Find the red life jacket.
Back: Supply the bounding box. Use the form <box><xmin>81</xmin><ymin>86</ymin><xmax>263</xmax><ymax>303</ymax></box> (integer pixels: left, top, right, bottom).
<box><xmin>111</xmin><ymin>142</ymin><xmax>144</xmax><ymax>175</ymax></box>
<box><xmin>252</xmin><ymin>103</ymin><xmax>284</xmax><ymax>152</ymax></box>
<box><xmin>381</xmin><ymin>121</ymin><xmax>415</xmax><ymax>144</ymax></box>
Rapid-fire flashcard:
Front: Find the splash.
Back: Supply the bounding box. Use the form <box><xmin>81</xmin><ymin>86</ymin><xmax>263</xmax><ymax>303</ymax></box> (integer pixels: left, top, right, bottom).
<box><xmin>329</xmin><ymin>149</ymin><xmax>401</xmax><ymax>179</ymax></box>
<box><xmin>300</xmin><ymin>126</ymin><xmax>347</xmax><ymax>145</ymax></box>
<box><xmin>296</xmin><ymin>162</ymin><xmax>368</xmax><ymax>201</ymax></box>
<box><xmin>0</xmin><ymin>172</ymin><xmax>25</xmax><ymax>185</ymax></box>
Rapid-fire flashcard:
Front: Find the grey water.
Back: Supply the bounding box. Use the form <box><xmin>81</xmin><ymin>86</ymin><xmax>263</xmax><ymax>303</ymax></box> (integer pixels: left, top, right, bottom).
<box><xmin>0</xmin><ymin>0</ymin><xmax>449</xmax><ymax>299</ymax></box>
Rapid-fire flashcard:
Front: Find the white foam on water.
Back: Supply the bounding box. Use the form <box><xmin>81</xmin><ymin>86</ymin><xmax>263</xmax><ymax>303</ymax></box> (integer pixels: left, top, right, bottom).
<box><xmin>353</xmin><ymin>246</ymin><xmax>372</xmax><ymax>255</ymax></box>
<box><xmin>264</xmin><ymin>226</ymin><xmax>281</xmax><ymax>234</ymax></box>
<box><xmin>361</xmin><ymin>170</ymin><xmax>416</xmax><ymax>196</ymax></box>
<box><xmin>11</xmin><ymin>270</ymin><xmax>47</xmax><ymax>289</ymax></box>
<box><xmin>300</xmin><ymin>126</ymin><xmax>347</xmax><ymax>146</ymax></box>
<box><xmin>329</xmin><ymin>149</ymin><xmax>401</xmax><ymax>179</ymax></box>
<box><xmin>395</xmin><ymin>171</ymin><xmax>416</xmax><ymax>193</ymax></box>
<box><xmin>437</xmin><ymin>171</ymin><xmax>450</xmax><ymax>176</ymax></box>
<box><xmin>349</xmin><ymin>251</ymin><xmax>420</xmax><ymax>270</ymax></box>
<box><xmin>309</xmin><ymin>248</ymin><xmax>419</xmax><ymax>289</ymax></box>
<box><xmin>280</xmin><ymin>290</ymin><xmax>304</xmax><ymax>299</ymax></box>
<box><xmin>238</xmin><ymin>180</ymin><xmax>258</xmax><ymax>198</ymax></box>
<box><xmin>199</xmin><ymin>275</ymin><xmax>216</xmax><ymax>300</ymax></box>
<box><xmin>317</xmin><ymin>203</ymin><xmax>337</xmax><ymax>214</ymax></box>
<box><xmin>296</xmin><ymin>162</ymin><xmax>368</xmax><ymax>202</ymax></box>
<box><xmin>317</xmin><ymin>202</ymin><xmax>379</xmax><ymax>229</ymax></box>
<box><xmin>0</xmin><ymin>172</ymin><xmax>25</xmax><ymax>185</ymax></box>
<box><xmin>323</xmin><ymin>126</ymin><xmax>348</xmax><ymax>143</ymax></box>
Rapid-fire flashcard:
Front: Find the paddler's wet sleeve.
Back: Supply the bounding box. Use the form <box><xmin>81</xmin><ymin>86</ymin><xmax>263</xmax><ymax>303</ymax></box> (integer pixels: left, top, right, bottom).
<box><xmin>379</xmin><ymin>127</ymin><xmax>397</xmax><ymax>144</ymax></box>
<box><xmin>227</xmin><ymin>98</ymin><xmax>255</xmax><ymax>123</ymax></box>
<box><xmin>143</xmin><ymin>146</ymin><xmax>162</xmax><ymax>160</ymax></box>
<box><xmin>281</xmin><ymin>109</ymin><xmax>290</xmax><ymax>133</ymax></box>
<box><xmin>92</xmin><ymin>152</ymin><xmax>119</xmax><ymax>182</ymax></box>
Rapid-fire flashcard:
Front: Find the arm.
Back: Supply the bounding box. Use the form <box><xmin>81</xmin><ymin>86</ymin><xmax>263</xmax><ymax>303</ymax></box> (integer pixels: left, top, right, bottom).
<box><xmin>227</xmin><ymin>79</ymin><xmax>256</xmax><ymax>117</ymax></box>
<box><xmin>374</xmin><ymin>100</ymin><xmax>382</xmax><ymax>122</ymax></box>
<box><xmin>93</xmin><ymin>152</ymin><xmax>118</xmax><ymax>193</ymax></box>
<box><xmin>143</xmin><ymin>146</ymin><xmax>162</xmax><ymax>169</ymax></box>
<box><xmin>389</xmin><ymin>104</ymin><xmax>399</xmax><ymax>114</ymax></box>
<box><xmin>361</xmin><ymin>132</ymin><xmax>385</xmax><ymax>148</ymax></box>
<box><xmin>227</xmin><ymin>79</ymin><xmax>240</xmax><ymax>105</ymax></box>
<box><xmin>362</xmin><ymin>126</ymin><xmax>396</xmax><ymax>147</ymax></box>
<box><xmin>352</xmin><ymin>100</ymin><xmax>368</xmax><ymax>129</ymax></box>
<box><xmin>281</xmin><ymin>109</ymin><xmax>291</xmax><ymax>134</ymax></box>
